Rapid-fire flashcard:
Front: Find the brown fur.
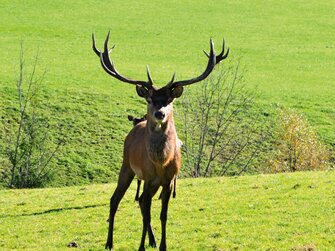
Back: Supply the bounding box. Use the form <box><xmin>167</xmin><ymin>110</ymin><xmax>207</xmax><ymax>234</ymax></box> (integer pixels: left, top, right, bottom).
<box><xmin>125</xmin><ymin>108</ymin><xmax>181</xmax><ymax>184</ymax></box>
<box><xmin>128</xmin><ymin>114</ymin><xmax>178</xmax><ymax>201</ymax></box>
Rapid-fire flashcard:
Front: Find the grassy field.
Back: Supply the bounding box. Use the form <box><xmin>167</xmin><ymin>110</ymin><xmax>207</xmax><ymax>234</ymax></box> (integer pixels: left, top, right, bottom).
<box><xmin>1</xmin><ymin>0</ymin><xmax>334</xmax><ymax>185</ymax></box>
<box><xmin>0</xmin><ymin>171</ymin><xmax>334</xmax><ymax>250</ymax></box>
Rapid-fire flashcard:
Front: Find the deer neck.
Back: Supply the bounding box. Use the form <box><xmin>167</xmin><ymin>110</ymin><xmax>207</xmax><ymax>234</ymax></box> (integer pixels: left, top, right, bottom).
<box><xmin>146</xmin><ymin>110</ymin><xmax>177</xmax><ymax>166</ymax></box>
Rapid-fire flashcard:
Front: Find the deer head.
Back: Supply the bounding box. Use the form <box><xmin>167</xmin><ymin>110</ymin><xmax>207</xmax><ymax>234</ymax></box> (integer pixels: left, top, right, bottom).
<box><xmin>92</xmin><ymin>31</ymin><xmax>229</xmax><ymax>125</ymax></box>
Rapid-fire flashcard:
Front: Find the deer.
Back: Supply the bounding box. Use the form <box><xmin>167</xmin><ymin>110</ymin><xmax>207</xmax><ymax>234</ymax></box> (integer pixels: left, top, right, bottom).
<box><xmin>92</xmin><ymin>31</ymin><xmax>229</xmax><ymax>251</ymax></box>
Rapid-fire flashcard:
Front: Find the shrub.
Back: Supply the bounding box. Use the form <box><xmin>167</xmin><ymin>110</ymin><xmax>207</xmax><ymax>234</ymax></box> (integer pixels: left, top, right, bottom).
<box><xmin>265</xmin><ymin>109</ymin><xmax>329</xmax><ymax>173</ymax></box>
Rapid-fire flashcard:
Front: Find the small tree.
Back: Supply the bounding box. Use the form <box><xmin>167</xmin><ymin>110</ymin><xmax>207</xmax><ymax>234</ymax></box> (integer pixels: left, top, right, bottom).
<box><xmin>1</xmin><ymin>44</ymin><xmax>66</xmax><ymax>188</ymax></box>
<box><xmin>178</xmin><ymin>63</ymin><xmax>269</xmax><ymax>177</ymax></box>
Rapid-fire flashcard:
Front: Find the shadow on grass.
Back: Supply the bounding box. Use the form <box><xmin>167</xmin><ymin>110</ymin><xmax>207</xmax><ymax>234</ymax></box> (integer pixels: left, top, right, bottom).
<box><xmin>0</xmin><ymin>203</ymin><xmax>108</xmax><ymax>218</ymax></box>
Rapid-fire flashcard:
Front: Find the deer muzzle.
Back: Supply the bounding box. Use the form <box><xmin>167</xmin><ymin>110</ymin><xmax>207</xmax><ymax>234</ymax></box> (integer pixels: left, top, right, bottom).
<box><xmin>154</xmin><ymin>111</ymin><xmax>165</xmax><ymax>121</ymax></box>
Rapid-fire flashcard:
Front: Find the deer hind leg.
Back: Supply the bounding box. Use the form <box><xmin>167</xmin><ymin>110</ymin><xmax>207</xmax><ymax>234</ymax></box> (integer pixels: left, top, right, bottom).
<box><xmin>135</xmin><ymin>179</ymin><xmax>141</xmax><ymax>201</ymax></box>
<box><xmin>159</xmin><ymin>183</ymin><xmax>172</xmax><ymax>251</ymax></box>
<box><xmin>159</xmin><ymin>176</ymin><xmax>177</xmax><ymax>199</ymax></box>
<box><xmin>105</xmin><ymin>165</ymin><xmax>134</xmax><ymax>250</ymax></box>
<box><xmin>138</xmin><ymin>182</ymin><xmax>159</xmax><ymax>251</ymax></box>
<box><xmin>172</xmin><ymin>176</ymin><xmax>176</xmax><ymax>198</ymax></box>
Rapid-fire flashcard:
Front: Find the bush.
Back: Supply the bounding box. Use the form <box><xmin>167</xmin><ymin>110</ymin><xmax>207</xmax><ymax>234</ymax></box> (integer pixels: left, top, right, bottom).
<box><xmin>0</xmin><ymin>44</ymin><xmax>66</xmax><ymax>188</ymax></box>
<box><xmin>265</xmin><ymin>109</ymin><xmax>329</xmax><ymax>173</ymax></box>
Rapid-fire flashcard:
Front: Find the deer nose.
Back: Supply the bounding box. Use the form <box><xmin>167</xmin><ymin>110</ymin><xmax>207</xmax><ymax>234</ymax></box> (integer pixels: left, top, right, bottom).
<box><xmin>154</xmin><ymin>111</ymin><xmax>165</xmax><ymax>120</ymax></box>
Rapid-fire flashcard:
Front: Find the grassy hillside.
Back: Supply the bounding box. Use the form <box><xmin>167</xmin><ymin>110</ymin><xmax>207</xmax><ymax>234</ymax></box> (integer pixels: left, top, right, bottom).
<box><xmin>1</xmin><ymin>0</ymin><xmax>334</xmax><ymax>185</ymax></box>
<box><xmin>0</xmin><ymin>171</ymin><xmax>334</xmax><ymax>250</ymax></box>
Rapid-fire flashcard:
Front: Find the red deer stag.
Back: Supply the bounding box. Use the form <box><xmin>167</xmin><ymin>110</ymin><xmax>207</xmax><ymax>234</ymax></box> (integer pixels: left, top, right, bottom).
<box><xmin>92</xmin><ymin>31</ymin><xmax>229</xmax><ymax>251</ymax></box>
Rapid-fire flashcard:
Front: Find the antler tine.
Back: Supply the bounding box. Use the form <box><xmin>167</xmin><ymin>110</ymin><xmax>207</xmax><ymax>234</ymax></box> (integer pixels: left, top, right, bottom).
<box><xmin>146</xmin><ymin>65</ymin><xmax>154</xmax><ymax>85</ymax></box>
<box><xmin>167</xmin><ymin>37</ymin><xmax>229</xmax><ymax>89</ymax></box>
<box><xmin>216</xmin><ymin>38</ymin><xmax>230</xmax><ymax>63</ymax></box>
<box><xmin>92</xmin><ymin>33</ymin><xmax>101</xmax><ymax>57</ymax></box>
<box><xmin>203</xmin><ymin>50</ymin><xmax>210</xmax><ymax>58</ymax></box>
<box><xmin>209</xmin><ymin>37</ymin><xmax>215</xmax><ymax>58</ymax></box>
<box><xmin>93</xmin><ymin>31</ymin><xmax>153</xmax><ymax>90</ymax></box>
<box><xmin>103</xmin><ymin>31</ymin><xmax>112</xmax><ymax>55</ymax></box>
<box><xmin>165</xmin><ymin>72</ymin><xmax>176</xmax><ymax>88</ymax></box>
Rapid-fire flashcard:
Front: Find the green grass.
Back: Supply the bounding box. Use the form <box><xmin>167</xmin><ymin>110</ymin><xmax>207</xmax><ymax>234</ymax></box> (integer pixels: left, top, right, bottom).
<box><xmin>0</xmin><ymin>171</ymin><xmax>334</xmax><ymax>250</ymax></box>
<box><xmin>1</xmin><ymin>0</ymin><xmax>334</xmax><ymax>185</ymax></box>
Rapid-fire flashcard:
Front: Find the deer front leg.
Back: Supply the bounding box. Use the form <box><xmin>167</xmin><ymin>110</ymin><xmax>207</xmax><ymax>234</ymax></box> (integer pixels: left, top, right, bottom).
<box><xmin>105</xmin><ymin>165</ymin><xmax>134</xmax><ymax>250</ymax></box>
<box><xmin>138</xmin><ymin>181</ymin><xmax>154</xmax><ymax>251</ymax></box>
<box><xmin>159</xmin><ymin>184</ymin><xmax>172</xmax><ymax>251</ymax></box>
<box><xmin>138</xmin><ymin>185</ymin><xmax>160</xmax><ymax>248</ymax></box>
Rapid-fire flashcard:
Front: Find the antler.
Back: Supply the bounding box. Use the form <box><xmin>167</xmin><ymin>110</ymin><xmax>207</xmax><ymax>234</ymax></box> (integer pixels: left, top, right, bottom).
<box><xmin>92</xmin><ymin>31</ymin><xmax>153</xmax><ymax>90</ymax></box>
<box><xmin>166</xmin><ymin>38</ymin><xmax>229</xmax><ymax>89</ymax></box>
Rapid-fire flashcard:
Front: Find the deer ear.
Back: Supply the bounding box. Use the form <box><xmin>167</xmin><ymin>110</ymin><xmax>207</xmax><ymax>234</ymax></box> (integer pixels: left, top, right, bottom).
<box><xmin>171</xmin><ymin>86</ymin><xmax>183</xmax><ymax>99</ymax></box>
<box><xmin>136</xmin><ymin>85</ymin><xmax>149</xmax><ymax>98</ymax></box>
